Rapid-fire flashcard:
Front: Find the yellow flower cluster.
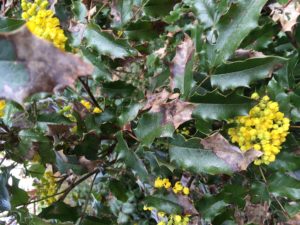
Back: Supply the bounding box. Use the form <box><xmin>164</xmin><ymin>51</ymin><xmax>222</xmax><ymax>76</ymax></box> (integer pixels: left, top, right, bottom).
<box><xmin>228</xmin><ymin>93</ymin><xmax>290</xmax><ymax>165</ymax></box>
<box><xmin>80</xmin><ymin>100</ymin><xmax>103</xmax><ymax>114</ymax></box>
<box><xmin>176</xmin><ymin>127</ymin><xmax>190</xmax><ymax>136</ymax></box>
<box><xmin>34</xmin><ymin>170</ymin><xmax>58</xmax><ymax>205</ymax></box>
<box><xmin>154</xmin><ymin>178</ymin><xmax>190</xmax><ymax>195</ymax></box>
<box><xmin>143</xmin><ymin>207</ymin><xmax>190</xmax><ymax>225</ymax></box>
<box><xmin>0</xmin><ymin>100</ymin><xmax>6</xmax><ymax>117</ymax></box>
<box><xmin>21</xmin><ymin>0</ymin><xmax>67</xmax><ymax>50</ymax></box>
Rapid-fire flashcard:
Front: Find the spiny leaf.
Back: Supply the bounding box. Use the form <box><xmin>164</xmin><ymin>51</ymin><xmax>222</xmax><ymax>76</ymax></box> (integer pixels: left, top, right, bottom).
<box><xmin>211</xmin><ymin>56</ymin><xmax>286</xmax><ymax>91</ymax></box>
<box><xmin>184</xmin><ymin>0</ymin><xmax>216</xmax><ymax>29</ymax></box>
<box><xmin>192</xmin><ymin>92</ymin><xmax>255</xmax><ymax>121</ymax></box>
<box><xmin>115</xmin><ymin>132</ymin><xmax>149</xmax><ymax>182</ymax></box>
<box><xmin>169</xmin><ymin>135</ymin><xmax>233</xmax><ymax>175</ymax></box>
<box><xmin>84</xmin><ymin>24</ymin><xmax>135</xmax><ymax>59</ymax></box>
<box><xmin>134</xmin><ymin>112</ymin><xmax>174</xmax><ymax>147</ymax></box>
<box><xmin>0</xmin><ymin>26</ymin><xmax>93</xmax><ymax>103</ymax></box>
<box><xmin>207</xmin><ymin>0</ymin><xmax>268</xmax><ymax>67</ymax></box>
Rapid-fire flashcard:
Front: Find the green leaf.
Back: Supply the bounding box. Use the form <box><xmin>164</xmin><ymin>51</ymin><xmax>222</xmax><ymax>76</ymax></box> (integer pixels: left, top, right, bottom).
<box><xmin>192</xmin><ymin>92</ymin><xmax>254</xmax><ymax>121</ymax></box>
<box><xmin>102</xmin><ymin>81</ymin><xmax>135</xmax><ymax>98</ymax></box>
<box><xmin>169</xmin><ymin>135</ymin><xmax>232</xmax><ymax>175</ymax></box>
<box><xmin>84</xmin><ymin>24</ymin><xmax>135</xmax><ymax>59</ymax></box>
<box><xmin>144</xmin><ymin>0</ymin><xmax>177</xmax><ymax>17</ymax></box>
<box><xmin>37</xmin><ymin>112</ymin><xmax>73</xmax><ymax>125</ymax></box>
<box><xmin>39</xmin><ymin>202</ymin><xmax>80</xmax><ymax>222</ymax></box>
<box><xmin>134</xmin><ymin>113</ymin><xmax>174</xmax><ymax>147</ymax></box>
<box><xmin>124</xmin><ymin>21</ymin><xmax>159</xmax><ymax>41</ymax></box>
<box><xmin>144</xmin><ymin>195</ymin><xmax>182</xmax><ymax>214</ymax></box>
<box><xmin>0</xmin><ymin>18</ymin><xmax>25</xmax><ymax>32</ymax></box>
<box><xmin>19</xmin><ymin>129</ymin><xmax>55</xmax><ymax>164</ymax></box>
<box><xmin>117</xmin><ymin>103</ymin><xmax>143</xmax><ymax>126</ymax></box>
<box><xmin>81</xmin><ymin>48</ymin><xmax>111</xmax><ymax>81</ymax></box>
<box><xmin>269</xmin><ymin>173</ymin><xmax>300</xmax><ymax>200</ymax></box>
<box><xmin>115</xmin><ymin>132</ymin><xmax>149</xmax><ymax>182</ymax></box>
<box><xmin>74</xmin><ymin>133</ymin><xmax>100</xmax><ymax>160</ymax></box>
<box><xmin>111</xmin><ymin>0</ymin><xmax>143</xmax><ymax>28</ymax></box>
<box><xmin>10</xmin><ymin>178</ymin><xmax>29</xmax><ymax>207</ymax></box>
<box><xmin>184</xmin><ymin>0</ymin><xmax>216</xmax><ymax>29</ymax></box>
<box><xmin>0</xmin><ymin>175</ymin><xmax>10</xmax><ymax>212</ymax></box>
<box><xmin>71</xmin><ymin>0</ymin><xmax>87</xmax><ymax>22</ymax></box>
<box><xmin>207</xmin><ymin>0</ymin><xmax>268</xmax><ymax>67</ymax></box>
<box><xmin>196</xmin><ymin>195</ymin><xmax>229</xmax><ymax>221</ymax></box>
<box><xmin>81</xmin><ymin>216</ymin><xmax>114</xmax><ymax>225</ymax></box>
<box><xmin>211</xmin><ymin>56</ymin><xmax>287</xmax><ymax>91</ymax></box>
<box><xmin>109</xmin><ymin>179</ymin><xmax>129</xmax><ymax>202</ymax></box>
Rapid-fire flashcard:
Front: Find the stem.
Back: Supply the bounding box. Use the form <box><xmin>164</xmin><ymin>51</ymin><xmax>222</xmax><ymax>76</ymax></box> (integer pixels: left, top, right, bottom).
<box><xmin>58</xmin><ymin>168</ymin><xmax>100</xmax><ymax>201</ymax></box>
<box><xmin>21</xmin><ymin>168</ymin><xmax>100</xmax><ymax>206</ymax></box>
<box><xmin>77</xmin><ymin>171</ymin><xmax>99</xmax><ymax>225</ymax></box>
<box><xmin>259</xmin><ymin>166</ymin><xmax>290</xmax><ymax>219</ymax></box>
<box><xmin>78</xmin><ymin>77</ymin><xmax>101</xmax><ymax>109</ymax></box>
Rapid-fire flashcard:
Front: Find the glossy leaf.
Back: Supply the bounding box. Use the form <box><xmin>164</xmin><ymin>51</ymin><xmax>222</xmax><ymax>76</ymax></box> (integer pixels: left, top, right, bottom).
<box><xmin>192</xmin><ymin>92</ymin><xmax>254</xmax><ymax>120</ymax></box>
<box><xmin>207</xmin><ymin>0</ymin><xmax>268</xmax><ymax>67</ymax></box>
<box><xmin>211</xmin><ymin>56</ymin><xmax>287</xmax><ymax>91</ymax></box>
<box><xmin>84</xmin><ymin>24</ymin><xmax>135</xmax><ymax>59</ymax></box>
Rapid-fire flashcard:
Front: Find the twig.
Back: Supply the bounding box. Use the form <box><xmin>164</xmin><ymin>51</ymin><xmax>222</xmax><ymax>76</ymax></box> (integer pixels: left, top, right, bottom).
<box><xmin>78</xmin><ymin>77</ymin><xmax>101</xmax><ymax>109</ymax></box>
<box><xmin>21</xmin><ymin>168</ymin><xmax>100</xmax><ymax>206</ymax></box>
<box><xmin>290</xmin><ymin>125</ymin><xmax>300</xmax><ymax>129</ymax></box>
<box><xmin>78</xmin><ymin>171</ymin><xmax>99</xmax><ymax>225</ymax></box>
<box><xmin>58</xmin><ymin>168</ymin><xmax>100</xmax><ymax>201</ymax></box>
<box><xmin>259</xmin><ymin>166</ymin><xmax>290</xmax><ymax>219</ymax></box>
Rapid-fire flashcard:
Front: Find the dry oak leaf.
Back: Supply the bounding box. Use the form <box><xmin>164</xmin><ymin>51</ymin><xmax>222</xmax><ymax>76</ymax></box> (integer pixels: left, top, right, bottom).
<box><xmin>0</xmin><ymin>25</ymin><xmax>93</xmax><ymax>103</ymax></box>
<box><xmin>170</xmin><ymin>33</ymin><xmax>195</xmax><ymax>91</ymax></box>
<box><xmin>150</xmin><ymin>99</ymin><xmax>196</xmax><ymax>129</ymax></box>
<box><xmin>270</xmin><ymin>1</ymin><xmax>300</xmax><ymax>32</ymax></box>
<box><xmin>201</xmin><ymin>133</ymin><xmax>262</xmax><ymax>172</ymax></box>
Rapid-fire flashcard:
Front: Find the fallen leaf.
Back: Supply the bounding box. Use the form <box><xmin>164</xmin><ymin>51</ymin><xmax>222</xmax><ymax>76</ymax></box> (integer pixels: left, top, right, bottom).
<box><xmin>170</xmin><ymin>34</ymin><xmax>195</xmax><ymax>90</ymax></box>
<box><xmin>150</xmin><ymin>99</ymin><xmax>195</xmax><ymax>129</ymax></box>
<box><xmin>177</xmin><ymin>195</ymin><xmax>199</xmax><ymax>216</ymax></box>
<box><xmin>235</xmin><ymin>196</ymin><xmax>270</xmax><ymax>225</ymax></box>
<box><xmin>0</xmin><ymin>25</ymin><xmax>93</xmax><ymax>103</ymax></box>
<box><xmin>270</xmin><ymin>1</ymin><xmax>300</xmax><ymax>32</ymax></box>
<box><xmin>201</xmin><ymin>133</ymin><xmax>262</xmax><ymax>172</ymax></box>
<box><xmin>143</xmin><ymin>89</ymin><xmax>176</xmax><ymax>111</ymax></box>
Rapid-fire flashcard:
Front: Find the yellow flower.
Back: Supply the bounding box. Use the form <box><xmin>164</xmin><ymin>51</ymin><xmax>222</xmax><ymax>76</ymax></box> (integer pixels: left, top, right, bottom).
<box><xmin>80</xmin><ymin>100</ymin><xmax>92</xmax><ymax>110</ymax></box>
<box><xmin>21</xmin><ymin>0</ymin><xmax>67</xmax><ymax>50</ymax></box>
<box><xmin>154</xmin><ymin>177</ymin><xmax>165</xmax><ymax>188</ymax></box>
<box><xmin>157</xmin><ymin>222</ymin><xmax>166</xmax><ymax>225</ymax></box>
<box><xmin>228</xmin><ymin>94</ymin><xmax>289</xmax><ymax>165</ymax></box>
<box><xmin>251</xmin><ymin>92</ymin><xmax>260</xmax><ymax>100</ymax></box>
<box><xmin>174</xmin><ymin>215</ymin><xmax>182</xmax><ymax>223</ymax></box>
<box><xmin>183</xmin><ymin>187</ymin><xmax>190</xmax><ymax>195</ymax></box>
<box><xmin>158</xmin><ymin>211</ymin><xmax>166</xmax><ymax>217</ymax></box>
<box><xmin>93</xmin><ymin>107</ymin><xmax>103</xmax><ymax>114</ymax></box>
<box><xmin>0</xmin><ymin>100</ymin><xmax>6</xmax><ymax>117</ymax></box>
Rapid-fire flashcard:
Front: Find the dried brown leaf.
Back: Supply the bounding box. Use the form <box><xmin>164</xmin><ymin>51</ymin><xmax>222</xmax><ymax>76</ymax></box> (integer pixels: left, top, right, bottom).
<box><xmin>270</xmin><ymin>1</ymin><xmax>300</xmax><ymax>32</ymax></box>
<box><xmin>235</xmin><ymin>196</ymin><xmax>270</xmax><ymax>225</ymax></box>
<box><xmin>201</xmin><ymin>133</ymin><xmax>262</xmax><ymax>172</ymax></box>
<box><xmin>170</xmin><ymin>34</ymin><xmax>195</xmax><ymax>90</ymax></box>
<box><xmin>0</xmin><ymin>25</ymin><xmax>93</xmax><ymax>103</ymax></box>
<box><xmin>150</xmin><ymin>99</ymin><xmax>196</xmax><ymax>129</ymax></box>
<box><xmin>143</xmin><ymin>89</ymin><xmax>174</xmax><ymax>111</ymax></box>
